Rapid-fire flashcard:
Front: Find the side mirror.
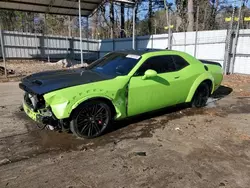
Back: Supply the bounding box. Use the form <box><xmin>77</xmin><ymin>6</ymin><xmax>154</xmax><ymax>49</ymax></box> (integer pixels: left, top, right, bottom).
<box><xmin>142</xmin><ymin>69</ymin><xmax>157</xmax><ymax>80</ymax></box>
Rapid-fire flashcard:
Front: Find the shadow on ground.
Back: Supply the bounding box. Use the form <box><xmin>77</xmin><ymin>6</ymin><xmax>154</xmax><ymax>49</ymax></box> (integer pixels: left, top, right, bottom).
<box><xmin>107</xmin><ymin>85</ymin><xmax>233</xmax><ymax>136</ymax></box>
<box><xmin>212</xmin><ymin>85</ymin><xmax>233</xmax><ymax>99</ymax></box>
<box><xmin>15</xmin><ymin>85</ymin><xmax>233</xmax><ymax>143</ymax></box>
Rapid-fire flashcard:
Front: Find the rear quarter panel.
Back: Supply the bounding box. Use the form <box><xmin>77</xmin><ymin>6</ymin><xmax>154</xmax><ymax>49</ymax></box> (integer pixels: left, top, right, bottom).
<box><xmin>174</xmin><ymin>52</ymin><xmax>216</xmax><ymax>103</ymax></box>
<box><xmin>205</xmin><ymin>64</ymin><xmax>223</xmax><ymax>90</ymax></box>
<box><xmin>163</xmin><ymin>51</ymin><xmax>214</xmax><ymax>103</ymax></box>
<box><xmin>185</xmin><ymin>72</ymin><xmax>215</xmax><ymax>102</ymax></box>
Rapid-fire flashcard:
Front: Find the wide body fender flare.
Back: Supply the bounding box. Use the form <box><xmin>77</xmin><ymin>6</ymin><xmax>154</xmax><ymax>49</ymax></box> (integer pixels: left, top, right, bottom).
<box><xmin>185</xmin><ymin>72</ymin><xmax>215</xmax><ymax>103</ymax></box>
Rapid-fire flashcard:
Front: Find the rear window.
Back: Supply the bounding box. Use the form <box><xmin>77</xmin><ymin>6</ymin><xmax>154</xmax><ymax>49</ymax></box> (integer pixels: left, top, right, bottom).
<box><xmin>171</xmin><ymin>55</ymin><xmax>189</xmax><ymax>70</ymax></box>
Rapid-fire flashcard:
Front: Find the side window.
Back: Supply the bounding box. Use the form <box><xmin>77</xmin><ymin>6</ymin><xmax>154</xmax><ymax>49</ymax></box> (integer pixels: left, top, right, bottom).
<box><xmin>135</xmin><ymin>55</ymin><xmax>176</xmax><ymax>76</ymax></box>
<box><xmin>172</xmin><ymin>55</ymin><xmax>189</xmax><ymax>71</ymax></box>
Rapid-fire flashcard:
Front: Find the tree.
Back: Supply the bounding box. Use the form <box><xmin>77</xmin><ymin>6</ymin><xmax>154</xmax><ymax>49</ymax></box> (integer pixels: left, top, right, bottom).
<box><xmin>109</xmin><ymin>1</ymin><xmax>115</xmax><ymax>38</ymax></box>
<box><xmin>148</xmin><ymin>0</ymin><xmax>153</xmax><ymax>34</ymax></box>
<box><xmin>187</xmin><ymin>0</ymin><xmax>194</xmax><ymax>31</ymax></box>
<box><xmin>0</xmin><ymin>11</ymin><xmax>36</xmax><ymax>32</ymax></box>
<box><xmin>120</xmin><ymin>3</ymin><xmax>125</xmax><ymax>37</ymax></box>
<box><xmin>2</xmin><ymin>0</ymin><xmax>250</xmax><ymax>39</ymax></box>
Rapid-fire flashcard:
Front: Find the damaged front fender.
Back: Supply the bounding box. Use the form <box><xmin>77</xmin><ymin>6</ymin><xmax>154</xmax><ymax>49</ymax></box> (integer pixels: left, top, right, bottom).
<box><xmin>43</xmin><ymin>77</ymin><xmax>130</xmax><ymax>120</ymax></box>
<box><xmin>43</xmin><ymin>93</ymin><xmax>70</xmax><ymax>119</ymax></box>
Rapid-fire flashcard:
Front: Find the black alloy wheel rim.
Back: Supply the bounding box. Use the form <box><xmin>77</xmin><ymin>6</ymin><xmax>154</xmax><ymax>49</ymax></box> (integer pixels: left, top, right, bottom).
<box><xmin>76</xmin><ymin>104</ymin><xmax>109</xmax><ymax>137</ymax></box>
<box><xmin>195</xmin><ymin>86</ymin><xmax>209</xmax><ymax>107</ymax></box>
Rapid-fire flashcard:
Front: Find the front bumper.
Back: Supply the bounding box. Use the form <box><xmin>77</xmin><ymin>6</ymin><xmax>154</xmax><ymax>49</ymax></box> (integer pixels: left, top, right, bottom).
<box><xmin>23</xmin><ymin>100</ymin><xmax>57</xmax><ymax>125</ymax></box>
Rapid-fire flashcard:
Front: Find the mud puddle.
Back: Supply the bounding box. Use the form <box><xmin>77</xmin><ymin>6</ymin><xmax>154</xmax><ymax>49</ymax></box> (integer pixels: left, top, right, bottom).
<box><xmin>223</xmin><ymin>99</ymin><xmax>250</xmax><ymax>114</ymax></box>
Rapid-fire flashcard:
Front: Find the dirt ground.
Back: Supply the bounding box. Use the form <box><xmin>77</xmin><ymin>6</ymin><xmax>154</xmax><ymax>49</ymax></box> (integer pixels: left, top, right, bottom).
<box><xmin>0</xmin><ymin>59</ymin><xmax>86</xmax><ymax>82</ymax></box>
<box><xmin>0</xmin><ymin>66</ymin><xmax>250</xmax><ymax>187</ymax></box>
<box><xmin>0</xmin><ymin>60</ymin><xmax>62</xmax><ymax>82</ymax></box>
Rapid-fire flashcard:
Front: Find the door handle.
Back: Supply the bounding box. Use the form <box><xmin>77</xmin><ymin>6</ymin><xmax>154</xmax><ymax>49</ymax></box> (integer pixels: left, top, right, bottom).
<box><xmin>174</xmin><ymin>76</ymin><xmax>180</xmax><ymax>79</ymax></box>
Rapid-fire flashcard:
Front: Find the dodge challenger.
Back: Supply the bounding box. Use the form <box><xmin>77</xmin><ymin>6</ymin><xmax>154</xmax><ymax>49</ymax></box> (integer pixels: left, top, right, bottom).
<box><xmin>19</xmin><ymin>49</ymin><xmax>223</xmax><ymax>138</ymax></box>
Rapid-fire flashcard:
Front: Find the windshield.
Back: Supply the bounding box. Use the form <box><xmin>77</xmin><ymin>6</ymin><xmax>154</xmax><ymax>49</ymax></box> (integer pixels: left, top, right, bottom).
<box><xmin>87</xmin><ymin>52</ymin><xmax>141</xmax><ymax>77</ymax></box>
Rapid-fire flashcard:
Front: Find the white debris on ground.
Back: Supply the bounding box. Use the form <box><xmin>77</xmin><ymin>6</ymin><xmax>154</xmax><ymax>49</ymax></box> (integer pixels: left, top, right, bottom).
<box><xmin>206</xmin><ymin>98</ymin><xmax>218</xmax><ymax>108</ymax></box>
<box><xmin>0</xmin><ymin>59</ymin><xmax>91</xmax><ymax>82</ymax></box>
<box><xmin>49</xmin><ymin>58</ymin><xmax>89</xmax><ymax>68</ymax></box>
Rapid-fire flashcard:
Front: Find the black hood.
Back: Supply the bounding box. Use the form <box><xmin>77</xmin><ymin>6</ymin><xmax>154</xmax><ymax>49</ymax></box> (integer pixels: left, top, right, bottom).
<box><xmin>19</xmin><ymin>69</ymin><xmax>114</xmax><ymax>95</ymax></box>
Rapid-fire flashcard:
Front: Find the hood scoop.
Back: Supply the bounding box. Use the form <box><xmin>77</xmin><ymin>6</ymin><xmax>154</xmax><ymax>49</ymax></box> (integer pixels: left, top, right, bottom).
<box><xmin>32</xmin><ymin>80</ymin><xmax>43</xmax><ymax>86</ymax></box>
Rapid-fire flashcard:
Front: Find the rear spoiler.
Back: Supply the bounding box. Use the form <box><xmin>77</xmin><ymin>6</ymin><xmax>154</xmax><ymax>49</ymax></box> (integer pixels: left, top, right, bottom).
<box><xmin>199</xmin><ymin>59</ymin><xmax>222</xmax><ymax>67</ymax></box>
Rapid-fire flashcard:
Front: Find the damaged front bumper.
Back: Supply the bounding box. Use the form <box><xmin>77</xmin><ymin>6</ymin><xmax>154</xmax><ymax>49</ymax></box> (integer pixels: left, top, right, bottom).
<box><xmin>22</xmin><ymin>100</ymin><xmax>58</xmax><ymax>127</ymax></box>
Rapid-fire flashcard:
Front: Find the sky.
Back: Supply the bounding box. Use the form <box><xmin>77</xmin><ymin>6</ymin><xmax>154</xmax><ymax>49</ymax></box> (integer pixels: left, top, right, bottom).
<box><xmin>88</xmin><ymin>0</ymin><xmax>250</xmax><ymax>27</ymax></box>
<box><xmin>134</xmin><ymin>0</ymin><xmax>250</xmax><ymax>20</ymax></box>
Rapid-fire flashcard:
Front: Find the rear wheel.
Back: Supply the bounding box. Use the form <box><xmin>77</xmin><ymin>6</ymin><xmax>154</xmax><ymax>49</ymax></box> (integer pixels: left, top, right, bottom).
<box><xmin>70</xmin><ymin>100</ymin><xmax>111</xmax><ymax>138</ymax></box>
<box><xmin>191</xmin><ymin>83</ymin><xmax>210</xmax><ymax>108</ymax></box>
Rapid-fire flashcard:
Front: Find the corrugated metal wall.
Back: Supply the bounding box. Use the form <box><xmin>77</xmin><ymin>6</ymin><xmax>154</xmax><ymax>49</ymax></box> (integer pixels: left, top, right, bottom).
<box><xmin>99</xmin><ymin>30</ymin><xmax>228</xmax><ymax>67</ymax></box>
<box><xmin>0</xmin><ymin>31</ymin><xmax>100</xmax><ymax>61</ymax></box>
<box><xmin>172</xmin><ymin>30</ymin><xmax>227</xmax><ymax>66</ymax></box>
<box><xmin>99</xmin><ymin>34</ymin><xmax>170</xmax><ymax>57</ymax></box>
<box><xmin>234</xmin><ymin>30</ymin><xmax>250</xmax><ymax>74</ymax></box>
<box><xmin>1</xmin><ymin>29</ymin><xmax>250</xmax><ymax>74</ymax></box>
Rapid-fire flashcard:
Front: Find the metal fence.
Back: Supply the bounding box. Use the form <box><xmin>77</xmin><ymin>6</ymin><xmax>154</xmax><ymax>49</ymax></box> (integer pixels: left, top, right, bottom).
<box><xmin>99</xmin><ymin>34</ymin><xmax>169</xmax><ymax>57</ymax></box>
<box><xmin>0</xmin><ymin>31</ymin><xmax>100</xmax><ymax>61</ymax></box>
<box><xmin>100</xmin><ymin>30</ymin><xmax>227</xmax><ymax>65</ymax></box>
<box><xmin>233</xmin><ymin>30</ymin><xmax>250</xmax><ymax>74</ymax></box>
<box><xmin>100</xmin><ymin>29</ymin><xmax>250</xmax><ymax>75</ymax></box>
<box><xmin>1</xmin><ymin>29</ymin><xmax>250</xmax><ymax>75</ymax></box>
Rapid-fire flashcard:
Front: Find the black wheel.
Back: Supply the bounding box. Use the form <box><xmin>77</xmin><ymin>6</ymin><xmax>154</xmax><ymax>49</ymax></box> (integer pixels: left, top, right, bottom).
<box><xmin>70</xmin><ymin>100</ymin><xmax>111</xmax><ymax>138</ymax></box>
<box><xmin>191</xmin><ymin>83</ymin><xmax>210</xmax><ymax>108</ymax></box>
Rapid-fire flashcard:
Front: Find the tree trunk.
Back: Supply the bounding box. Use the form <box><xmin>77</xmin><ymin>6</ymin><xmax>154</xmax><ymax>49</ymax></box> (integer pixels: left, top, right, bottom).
<box><xmin>148</xmin><ymin>0</ymin><xmax>153</xmax><ymax>34</ymax></box>
<box><xmin>120</xmin><ymin>3</ymin><xmax>125</xmax><ymax>38</ymax></box>
<box><xmin>135</xmin><ymin>2</ymin><xmax>139</xmax><ymax>24</ymax></box>
<box><xmin>176</xmin><ymin>16</ymin><xmax>182</xmax><ymax>32</ymax></box>
<box><xmin>109</xmin><ymin>1</ymin><xmax>115</xmax><ymax>38</ymax></box>
<box><xmin>202</xmin><ymin>2</ymin><xmax>208</xmax><ymax>30</ymax></box>
<box><xmin>187</xmin><ymin>0</ymin><xmax>194</xmax><ymax>31</ymax></box>
<box><xmin>209</xmin><ymin>0</ymin><xmax>219</xmax><ymax>30</ymax></box>
<box><xmin>92</xmin><ymin>13</ymin><xmax>98</xmax><ymax>39</ymax></box>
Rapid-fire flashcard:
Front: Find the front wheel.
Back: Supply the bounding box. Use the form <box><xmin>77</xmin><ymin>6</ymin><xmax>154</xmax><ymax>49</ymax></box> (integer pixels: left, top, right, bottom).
<box><xmin>191</xmin><ymin>83</ymin><xmax>210</xmax><ymax>108</ymax></box>
<box><xmin>70</xmin><ymin>101</ymin><xmax>112</xmax><ymax>138</ymax></box>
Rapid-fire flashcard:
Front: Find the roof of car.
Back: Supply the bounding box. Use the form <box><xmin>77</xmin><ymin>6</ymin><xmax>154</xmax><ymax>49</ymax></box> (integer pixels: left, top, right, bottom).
<box><xmin>114</xmin><ymin>49</ymin><xmax>169</xmax><ymax>55</ymax></box>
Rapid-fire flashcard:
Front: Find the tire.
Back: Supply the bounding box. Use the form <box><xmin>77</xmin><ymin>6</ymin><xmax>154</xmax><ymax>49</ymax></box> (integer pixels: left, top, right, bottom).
<box><xmin>70</xmin><ymin>100</ymin><xmax>112</xmax><ymax>139</ymax></box>
<box><xmin>191</xmin><ymin>82</ymin><xmax>210</xmax><ymax>108</ymax></box>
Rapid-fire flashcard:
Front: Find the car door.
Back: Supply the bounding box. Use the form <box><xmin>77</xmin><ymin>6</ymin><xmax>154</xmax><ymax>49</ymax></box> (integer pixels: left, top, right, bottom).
<box><xmin>127</xmin><ymin>55</ymin><xmax>185</xmax><ymax>117</ymax></box>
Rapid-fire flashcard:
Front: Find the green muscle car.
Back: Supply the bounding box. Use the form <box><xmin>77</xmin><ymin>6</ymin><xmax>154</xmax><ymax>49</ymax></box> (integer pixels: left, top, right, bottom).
<box><xmin>19</xmin><ymin>49</ymin><xmax>223</xmax><ymax>138</ymax></box>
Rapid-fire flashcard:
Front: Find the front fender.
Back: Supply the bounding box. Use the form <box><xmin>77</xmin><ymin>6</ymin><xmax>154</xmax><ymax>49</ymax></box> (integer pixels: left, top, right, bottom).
<box><xmin>71</xmin><ymin>95</ymin><xmax>113</xmax><ymax>110</ymax></box>
<box><xmin>43</xmin><ymin>93</ymin><xmax>70</xmax><ymax>119</ymax></box>
<box><xmin>44</xmin><ymin>88</ymin><xmax>127</xmax><ymax>120</ymax></box>
<box><xmin>71</xmin><ymin>94</ymin><xmax>127</xmax><ymax>120</ymax></box>
<box><xmin>185</xmin><ymin>72</ymin><xmax>214</xmax><ymax>103</ymax></box>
